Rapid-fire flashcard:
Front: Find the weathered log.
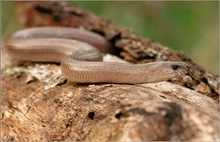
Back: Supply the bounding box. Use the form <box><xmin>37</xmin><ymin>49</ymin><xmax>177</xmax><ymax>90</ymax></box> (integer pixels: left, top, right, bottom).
<box><xmin>2</xmin><ymin>1</ymin><xmax>219</xmax><ymax>141</ymax></box>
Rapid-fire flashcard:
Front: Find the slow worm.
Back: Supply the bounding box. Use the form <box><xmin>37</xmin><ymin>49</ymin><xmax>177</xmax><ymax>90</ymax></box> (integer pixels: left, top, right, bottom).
<box><xmin>6</xmin><ymin>27</ymin><xmax>189</xmax><ymax>84</ymax></box>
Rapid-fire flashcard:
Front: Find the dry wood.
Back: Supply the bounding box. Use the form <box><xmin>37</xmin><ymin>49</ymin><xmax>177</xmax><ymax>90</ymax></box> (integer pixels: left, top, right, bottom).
<box><xmin>2</xmin><ymin>1</ymin><xmax>219</xmax><ymax>141</ymax></box>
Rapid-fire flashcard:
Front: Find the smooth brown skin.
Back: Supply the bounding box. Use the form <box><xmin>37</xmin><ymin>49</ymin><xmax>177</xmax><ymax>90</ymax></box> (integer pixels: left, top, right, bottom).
<box><xmin>6</xmin><ymin>27</ymin><xmax>189</xmax><ymax>84</ymax></box>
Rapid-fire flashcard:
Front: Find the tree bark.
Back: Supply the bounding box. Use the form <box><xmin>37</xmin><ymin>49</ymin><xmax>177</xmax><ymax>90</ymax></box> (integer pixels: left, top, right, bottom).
<box><xmin>2</xmin><ymin>1</ymin><xmax>219</xmax><ymax>141</ymax></box>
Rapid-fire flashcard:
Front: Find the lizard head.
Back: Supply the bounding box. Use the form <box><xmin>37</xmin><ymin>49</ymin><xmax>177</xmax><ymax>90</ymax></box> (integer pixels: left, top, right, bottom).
<box><xmin>144</xmin><ymin>61</ymin><xmax>189</xmax><ymax>83</ymax></box>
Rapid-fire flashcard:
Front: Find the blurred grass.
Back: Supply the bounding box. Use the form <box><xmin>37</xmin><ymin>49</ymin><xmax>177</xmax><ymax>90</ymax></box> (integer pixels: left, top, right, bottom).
<box><xmin>2</xmin><ymin>1</ymin><xmax>219</xmax><ymax>74</ymax></box>
<box><xmin>2</xmin><ymin>1</ymin><xmax>24</xmax><ymax>38</ymax></box>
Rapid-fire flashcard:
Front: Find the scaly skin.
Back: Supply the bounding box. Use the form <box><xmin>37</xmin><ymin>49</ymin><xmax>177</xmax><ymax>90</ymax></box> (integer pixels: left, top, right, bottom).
<box><xmin>6</xmin><ymin>27</ymin><xmax>189</xmax><ymax>84</ymax></box>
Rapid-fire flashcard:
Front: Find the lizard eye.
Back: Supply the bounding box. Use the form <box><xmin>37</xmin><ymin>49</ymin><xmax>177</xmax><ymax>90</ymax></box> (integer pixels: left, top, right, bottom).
<box><xmin>171</xmin><ymin>65</ymin><xmax>180</xmax><ymax>71</ymax></box>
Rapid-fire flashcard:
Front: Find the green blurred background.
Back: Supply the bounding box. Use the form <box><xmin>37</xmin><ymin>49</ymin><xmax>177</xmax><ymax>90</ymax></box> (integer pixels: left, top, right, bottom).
<box><xmin>2</xmin><ymin>1</ymin><xmax>219</xmax><ymax>74</ymax></box>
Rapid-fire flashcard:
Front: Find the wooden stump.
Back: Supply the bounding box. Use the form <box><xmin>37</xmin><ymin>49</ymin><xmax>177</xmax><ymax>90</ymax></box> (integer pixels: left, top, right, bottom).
<box><xmin>2</xmin><ymin>1</ymin><xmax>219</xmax><ymax>141</ymax></box>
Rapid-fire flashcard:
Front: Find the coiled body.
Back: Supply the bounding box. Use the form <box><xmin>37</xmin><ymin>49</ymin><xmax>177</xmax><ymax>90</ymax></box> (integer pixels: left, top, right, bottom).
<box><xmin>6</xmin><ymin>27</ymin><xmax>189</xmax><ymax>84</ymax></box>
